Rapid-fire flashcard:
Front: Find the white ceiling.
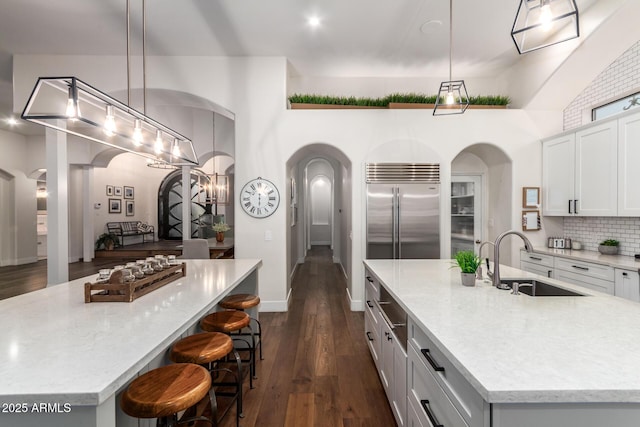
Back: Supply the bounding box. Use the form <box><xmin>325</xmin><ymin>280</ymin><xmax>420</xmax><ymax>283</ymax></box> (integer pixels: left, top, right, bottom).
<box><xmin>0</xmin><ymin>0</ymin><xmax>627</xmax><ymax>133</ymax></box>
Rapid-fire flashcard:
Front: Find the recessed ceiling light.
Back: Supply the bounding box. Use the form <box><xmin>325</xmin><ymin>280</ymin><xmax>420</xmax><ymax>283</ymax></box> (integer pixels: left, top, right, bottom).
<box><xmin>420</xmin><ymin>20</ymin><xmax>442</xmax><ymax>34</ymax></box>
<box><xmin>308</xmin><ymin>16</ymin><xmax>321</xmax><ymax>28</ymax></box>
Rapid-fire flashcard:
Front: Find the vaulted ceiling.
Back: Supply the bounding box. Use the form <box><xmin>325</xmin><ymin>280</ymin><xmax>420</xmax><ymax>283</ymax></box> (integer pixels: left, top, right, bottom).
<box><xmin>0</xmin><ymin>0</ymin><xmax>638</xmax><ymax>133</ymax></box>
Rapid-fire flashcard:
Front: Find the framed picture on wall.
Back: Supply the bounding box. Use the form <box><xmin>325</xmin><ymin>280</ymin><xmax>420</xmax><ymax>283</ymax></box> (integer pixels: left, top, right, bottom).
<box><xmin>124</xmin><ymin>186</ymin><xmax>134</xmax><ymax>199</ymax></box>
<box><xmin>106</xmin><ymin>185</ymin><xmax>114</xmax><ymax>196</ymax></box>
<box><xmin>109</xmin><ymin>198</ymin><xmax>122</xmax><ymax>214</ymax></box>
<box><xmin>522</xmin><ymin>187</ymin><xmax>540</xmax><ymax>209</ymax></box>
<box><xmin>125</xmin><ymin>200</ymin><xmax>135</xmax><ymax>216</ymax></box>
<box><xmin>114</xmin><ymin>186</ymin><xmax>123</xmax><ymax>197</ymax></box>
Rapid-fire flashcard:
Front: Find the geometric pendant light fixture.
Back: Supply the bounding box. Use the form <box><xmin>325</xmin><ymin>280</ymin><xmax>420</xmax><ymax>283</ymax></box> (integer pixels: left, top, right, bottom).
<box><xmin>21</xmin><ymin>0</ymin><xmax>198</xmax><ymax>166</ymax></box>
<box><xmin>511</xmin><ymin>0</ymin><xmax>579</xmax><ymax>54</ymax></box>
<box><xmin>433</xmin><ymin>0</ymin><xmax>469</xmax><ymax>116</ymax></box>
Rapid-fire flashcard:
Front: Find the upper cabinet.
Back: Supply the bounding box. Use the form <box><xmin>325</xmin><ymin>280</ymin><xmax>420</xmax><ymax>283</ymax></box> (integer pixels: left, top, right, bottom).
<box><xmin>618</xmin><ymin>113</ymin><xmax>640</xmax><ymax>216</ymax></box>
<box><xmin>542</xmin><ymin>121</ymin><xmax>617</xmax><ymax>216</ymax></box>
<box><xmin>542</xmin><ymin>113</ymin><xmax>629</xmax><ymax>217</ymax></box>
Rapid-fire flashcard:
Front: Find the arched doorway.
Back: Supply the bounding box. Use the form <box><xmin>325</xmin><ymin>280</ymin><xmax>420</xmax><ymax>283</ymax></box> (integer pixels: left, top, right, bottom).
<box><xmin>157</xmin><ymin>169</ymin><xmax>209</xmax><ymax>239</ymax></box>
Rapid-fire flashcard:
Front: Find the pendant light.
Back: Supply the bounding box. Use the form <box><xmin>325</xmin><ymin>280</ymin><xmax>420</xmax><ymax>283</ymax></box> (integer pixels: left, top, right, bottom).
<box><xmin>198</xmin><ymin>113</ymin><xmax>230</xmax><ymax>210</ymax></box>
<box><xmin>433</xmin><ymin>0</ymin><xmax>469</xmax><ymax>116</ymax></box>
<box><xmin>21</xmin><ymin>1</ymin><xmax>198</xmax><ymax>166</ymax></box>
<box><xmin>511</xmin><ymin>0</ymin><xmax>579</xmax><ymax>54</ymax></box>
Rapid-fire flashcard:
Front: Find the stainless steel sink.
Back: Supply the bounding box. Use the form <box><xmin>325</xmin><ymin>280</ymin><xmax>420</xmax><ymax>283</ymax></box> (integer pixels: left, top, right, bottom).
<box><xmin>500</xmin><ymin>279</ymin><xmax>585</xmax><ymax>297</ymax></box>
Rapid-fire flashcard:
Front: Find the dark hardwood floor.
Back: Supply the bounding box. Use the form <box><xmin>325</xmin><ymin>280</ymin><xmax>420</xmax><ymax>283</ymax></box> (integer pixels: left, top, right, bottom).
<box><xmin>219</xmin><ymin>246</ymin><xmax>396</xmax><ymax>427</ymax></box>
<box><xmin>1</xmin><ymin>246</ymin><xmax>395</xmax><ymax>426</ymax></box>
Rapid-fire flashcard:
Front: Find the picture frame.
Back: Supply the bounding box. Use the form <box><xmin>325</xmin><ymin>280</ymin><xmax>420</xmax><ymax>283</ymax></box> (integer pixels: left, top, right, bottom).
<box><xmin>109</xmin><ymin>198</ymin><xmax>122</xmax><ymax>214</ymax></box>
<box><xmin>106</xmin><ymin>185</ymin><xmax>114</xmax><ymax>196</ymax></box>
<box><xmin>522</xmin><ymin>210</ymin><xmax>541</xmax><ymax>231</ymax></box>
<box><xmin>114</xmin><ymin>186</ymin><xmax>123</xmax><ymax>197</ymax></box>
<box><xmin>522</xmin><ymin>187</ymin><xmax>540</xmax><ymax>209</ymax></box>
<box><xmin>125</xmin><ymin>200</ymin><xmax>135</xmax><ymax>216</ymax></box>
<box><xmin>124</xmin><ymin>186</ymin><xmax>134</xmax><ymax>199</ymax></box>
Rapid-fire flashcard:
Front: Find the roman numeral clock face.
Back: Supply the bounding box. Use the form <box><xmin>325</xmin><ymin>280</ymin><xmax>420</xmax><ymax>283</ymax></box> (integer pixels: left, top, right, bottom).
<box><xmin>240</xmin><ymin>177</ymin><xmax>280</xmax><ymax>218</ymax></box>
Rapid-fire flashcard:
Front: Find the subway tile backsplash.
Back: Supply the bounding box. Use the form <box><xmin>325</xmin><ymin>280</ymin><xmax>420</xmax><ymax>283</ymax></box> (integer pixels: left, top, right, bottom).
<box><xmin>563</xmin><ymin>217</ymin><xmax>640</xmax><ymax>256</ymax></box>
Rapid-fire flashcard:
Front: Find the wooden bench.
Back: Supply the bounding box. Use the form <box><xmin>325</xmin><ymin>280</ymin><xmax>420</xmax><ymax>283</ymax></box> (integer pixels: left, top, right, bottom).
<box><xmin>106</xmin><ymin>221</ymin><xmax>155</xmax><ymax>247</ymax></box>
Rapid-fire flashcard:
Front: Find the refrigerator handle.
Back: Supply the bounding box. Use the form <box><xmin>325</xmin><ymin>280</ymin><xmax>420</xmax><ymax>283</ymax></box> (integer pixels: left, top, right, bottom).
<box><xmin>397</xmin><ymin>187</ymin><xmax>401</xmax><ymax>259</ymax></box>
<box><xmin>392</xmin><ymin>187</ymin><xmax>397</xmax><ymax>259</ymax></box>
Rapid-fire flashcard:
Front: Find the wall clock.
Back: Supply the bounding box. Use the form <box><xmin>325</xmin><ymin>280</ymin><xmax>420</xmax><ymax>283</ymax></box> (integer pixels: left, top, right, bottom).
<box><xmin>240</xmin><ymin>177</ymin><xmax>280</xmax><ymax>218</ymax></box>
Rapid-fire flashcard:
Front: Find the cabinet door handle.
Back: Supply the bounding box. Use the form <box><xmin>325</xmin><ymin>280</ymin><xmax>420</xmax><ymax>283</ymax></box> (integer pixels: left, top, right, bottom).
<box><xmin>421</xmin><ymin>348</ymin><xmax>445</xmax><ymax>372</ymax></box>
<box><xmin>548</xmin><ymin>270</ymin><xmax>552</xmax><ymax>278</ymax></box>
<box><xmin>366</xmin><ymin>300</ymin><xmax>374</xmax><ymax>308</ymax></box>
<box><xmin>574</xmin><ymin>200</ymin><xmax>578</xmax><ymax>214</ymax></box>
<box><xmin>420</xmin><ymin>400</ymin><xmax>444</xmax><ymax>427</ymax></box>
<box><xmin>366</xmin><ymin>332</ymin><xmax>374</xmax><ymax>342</ymax></box>
<box><xmin>366</xmin><ymin>276</ymin><xmax>373</xmax><ymax>283</ymax></box>
<box><xmin>568</xmin><ymin>200</ymin><xmax>572</xmax><ymax>214</ymax></box>
<box><xmin>622</xmin><ymin>272</ymin><xmax>628</xmax><ymax>277</ymax></box>
<box><xmin>529</xmin><ymin>256</ymin><xmax>542</xmax><ymax>261</ymax></box>
<box><xmin>571</xmin><ymin>265</ymin><xmax>589</xmax><ymax>271</ymax></box>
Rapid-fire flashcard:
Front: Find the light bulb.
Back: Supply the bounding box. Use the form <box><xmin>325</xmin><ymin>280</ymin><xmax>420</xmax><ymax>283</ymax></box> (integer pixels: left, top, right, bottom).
<box><xmin>65</xmin><ymin>87</ymin><xmax>79</xmax><ymax>120</ymax></box>
<box><xmin>104</xmin><ymin>105</ymin><xmax>116</xmax><ymax>136</ymax></box>
<box><xmin>172</xmin><ymin>138</ymin><xmax>181</xmax><ymax>157</ymax></box>
<box><xmin>132</xmin><ymin>119</ymin><xmax>143</xmax><ymax>146</ymax></box>
<box><xmin>445</xmin><ymin>91</ymin><xmax>455</xmax><ymax>105</ymax></box>
<box><xmin>539</xmin><ymin>1</ymin><xmax>552</xmax><ymax>31</ymax></box>
<box><xmin>154</xmin><ymin>130</ymin><xmax>163</xmax><ymax>154</ymax></box>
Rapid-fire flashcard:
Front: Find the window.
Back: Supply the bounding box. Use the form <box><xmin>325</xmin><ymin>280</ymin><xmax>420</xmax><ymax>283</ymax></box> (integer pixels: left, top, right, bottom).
<box><xmin>592</xmin><ymin>92</ymin><xmax>640</xmax><ymax>121</ymax></box>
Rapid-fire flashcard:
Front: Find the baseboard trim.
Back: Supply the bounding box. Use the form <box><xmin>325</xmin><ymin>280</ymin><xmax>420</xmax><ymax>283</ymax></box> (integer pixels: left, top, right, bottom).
<box><xmin>346</xmin><ymin>287</ymin><xmax>364</xmax><ymax>311</ymax></box>
<box><xmin>260</xmin><ymin>298</ymin><xmax>289</xmax><ymax>312</ymax></box>
<box><xmin>2</xmin><ymin>256</ymin><xmax>39</xmax><ymax>267</ymax></box>
<box><xmin>289</xmin><ymin>263</ymin><xmax>298</xmax><ymax>281</ymax></box>
<box><xmin>311</xmin><ymin>241</ymin><xmax>331</xmax><ymax>245</ymax></box>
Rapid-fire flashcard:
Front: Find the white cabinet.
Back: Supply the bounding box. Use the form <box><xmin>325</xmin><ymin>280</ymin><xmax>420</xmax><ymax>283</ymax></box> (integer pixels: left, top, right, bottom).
<box><xmin>519</xmin><ymin>250</ymin><xmax>554</xmax><ymax>278</ymax></box>
<box><xmin>617</xmin><ymin>113</ymin><xmax>640</xmax><ymax>216</ymax></box>
<box><xmin>381</xmin><ymin>319</ymin><xmax>407</xmax><ymax>427</ymax></box>
<box><xmin>554</xmin><ymin>257</ymin><xmax>614</xmax><ymax>295</ymax></box>
<box><xmin>542</xmin><ymin>133</ymin><xmax>575</xmax><ymax>216</ymax></box>
<box><xmin>542</xmin><ymin>120</ymin><xmax>618</xmax><ymax>216</ymax></box>
<box><xmin>615</xmin><ymin>268</ymin><xmax>640</xmax><ymax>302</ymax></box>
<box><xmin>365</xmin><ymin>275</ymin><xmax>382</xmax><ymax>368</ymax></box>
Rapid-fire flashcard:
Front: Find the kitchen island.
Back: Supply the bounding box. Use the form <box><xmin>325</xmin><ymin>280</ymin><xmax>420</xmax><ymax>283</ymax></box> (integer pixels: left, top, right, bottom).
<box><xmin>364</xmin><ymin>259</ymin><xmax>640</xmax><ymax>427</ymax></box>
<box><xmin>0</xmin><ymin>258</ymin><xmax>261</xmax><ymax>427</ymax></box>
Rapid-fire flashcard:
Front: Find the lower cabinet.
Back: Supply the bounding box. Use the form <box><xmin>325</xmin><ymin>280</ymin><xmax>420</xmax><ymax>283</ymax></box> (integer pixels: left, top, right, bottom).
<box><xmin>614</xmin><ymin>268</ymin><xmax>640</xmax><ymax>302</ymax></box>
<box><xmin>554</xmin><ymin>257</ymin><xmax>614</xmax><ymax>294</ymax></box>
<box><xmin>380</xmin><ymin>319</ymin><xmax>407</xmax><ymax>427</ymax></box>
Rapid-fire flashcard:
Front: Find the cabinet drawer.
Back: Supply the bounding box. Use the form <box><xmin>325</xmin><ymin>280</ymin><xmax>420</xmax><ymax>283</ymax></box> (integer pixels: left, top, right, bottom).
<box><xmin>408</xmin><ymin>319</ymin><xmax>485</xmax><ymax>427</ymax></box>
<box><xmin>407</xmin><ymin>398</ymin><xmax>427</xmax><ymax>427</ymax></box>
<box><xmin>520</xmin><ymin>250</ymin><xmax>554</xmax><ymax>267</ymax></box>
<box><xmin>554</xmin><ymin>258</ymin><xmax>614</xmax><ymax>282</ymax></box>
<box><xmin>365</xmin><ymin>309</ymin><xmax>381</xmax><ymax>367</ymax></box>
<box><xmin>555</xmin><ymin>269</ymin><xmax>614</xmax><ymax>295</ymax></box>
<box><xmin>408</xmin><ymin>345</ymin><xmax>468</xmax><ymax>427</ymax></box>
<box><xmin>520</xmin><ymin>261</ymin><xmax>554</xmax><ymax>279</ymax></box>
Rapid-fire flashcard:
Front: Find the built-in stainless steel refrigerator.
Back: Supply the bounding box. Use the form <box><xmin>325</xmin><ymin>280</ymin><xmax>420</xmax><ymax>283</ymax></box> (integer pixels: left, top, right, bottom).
<box><xmin>366</xmin><ymin>163</ymin><xmax>440</xmax><ymax>259</ymax></box>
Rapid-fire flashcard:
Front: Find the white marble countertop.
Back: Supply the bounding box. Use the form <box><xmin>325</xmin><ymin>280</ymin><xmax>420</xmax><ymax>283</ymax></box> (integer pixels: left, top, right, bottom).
<box><xmin>0</xmin><ymin>259</ymin><xmax>261</xmax><ymax>406</ymax></box>
<box><xmin>530</xmin><ymin>246</ymin><xmax>640</xmax><ymax>270</ymax></box>
<box><xmin>364</xmin><ymin>259</ymin><xmax>640</xmax><ymax>404</ymax></box>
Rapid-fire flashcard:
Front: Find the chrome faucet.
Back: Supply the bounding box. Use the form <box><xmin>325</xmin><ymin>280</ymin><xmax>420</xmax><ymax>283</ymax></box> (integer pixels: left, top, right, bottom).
<box><xmin>476</xmin><ymin>241</ymin><xmax>495</xmax><ymax>280</ymax></box>
<box><xmin>493</xmin><ymin>230</ymin><xmax>534</xmax><ymax>289</ymax></box>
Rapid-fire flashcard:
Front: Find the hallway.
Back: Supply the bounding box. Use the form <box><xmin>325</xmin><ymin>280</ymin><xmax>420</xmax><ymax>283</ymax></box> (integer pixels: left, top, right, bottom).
<box><xmin>221</xmin><ymin>246</ymin><xmax>395</xmax><ymax>426</ymax></box>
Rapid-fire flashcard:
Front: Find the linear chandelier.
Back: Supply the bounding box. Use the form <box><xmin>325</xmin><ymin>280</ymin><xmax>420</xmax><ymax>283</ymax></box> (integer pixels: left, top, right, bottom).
<box><xmin>21</xmin><ymin>76</ymin><xmax>198</xmax><ymax>165</ymax></box>
<box><xmin>511</xmin><ymin>0</ymin><xmax>579</xmax><ymax>54</ymax></box>
<box><xmin>433</xmin><ymin>0</ymin><xmax>469</xmax><ymax>116</ymax></box>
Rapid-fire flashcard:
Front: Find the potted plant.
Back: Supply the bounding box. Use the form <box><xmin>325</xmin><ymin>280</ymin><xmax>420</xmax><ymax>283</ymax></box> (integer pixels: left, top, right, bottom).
<box><xmin>598</xmin><ymin>239</ymin><xmax>619</xmax><ymax>255</ymax></box>
<box><xmin>212</xmin><ymin>222</ymin><xmax>231</xmax><ymax>243</ymax></box>
<box><xmin>95</xmin><ymin>233</ymin><xmax>119</xmax><ymax>251</ymax></box>
<box><xmin>453</xmin><ymin>250</ymin><xmax>481</xmax><ymax>286</ymax></box>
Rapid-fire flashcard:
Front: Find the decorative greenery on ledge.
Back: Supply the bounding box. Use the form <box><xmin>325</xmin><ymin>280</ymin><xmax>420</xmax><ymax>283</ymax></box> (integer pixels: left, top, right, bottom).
<box><xmin>288</xmin><ymin>92</ymin><xmax>510</xmax><ymax>108</ymax></box>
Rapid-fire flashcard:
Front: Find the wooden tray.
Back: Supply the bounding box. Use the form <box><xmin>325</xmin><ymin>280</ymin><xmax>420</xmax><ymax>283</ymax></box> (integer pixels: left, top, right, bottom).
<box><xmin>84</xmin><ymin>263</ymin><xmax>187</xmax><ymax>303</ymax></box>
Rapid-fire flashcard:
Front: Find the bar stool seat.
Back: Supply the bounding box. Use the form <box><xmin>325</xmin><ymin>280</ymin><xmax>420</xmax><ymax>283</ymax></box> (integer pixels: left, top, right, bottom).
<box><xmin>121</xmin><ymin>363</ymin><xmax>212</xmax><ymax>422</ymax></box>
<box><xmin>201</xmin><ymin>310</ymin><xmax>257</xmax><ymax>389</ymax></box>
<box><xmin>201</xmin><ymin>311</ymin><xmax>250</xmax><ymax>334</ymax></box>
<box><xmin>170</xmin><ymin>332</ymin><xmax>243</xmax><ymax>427</ymax></box>
<box><xmin>219</xmin><ymin>294</ymin><xmax>260</xmax><ymax>310</ymax></box>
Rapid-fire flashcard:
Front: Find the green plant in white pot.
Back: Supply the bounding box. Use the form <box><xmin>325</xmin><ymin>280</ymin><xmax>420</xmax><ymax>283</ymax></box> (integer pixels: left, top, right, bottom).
<box><xmin>453</xmin><ymin>250</ymin><xmax>481</xmax><ymax>286</ymax></box>
<box><xmin>598</xmin><ymin>239</ymin><xmax>619</xmax><ymax>255</ymax></box>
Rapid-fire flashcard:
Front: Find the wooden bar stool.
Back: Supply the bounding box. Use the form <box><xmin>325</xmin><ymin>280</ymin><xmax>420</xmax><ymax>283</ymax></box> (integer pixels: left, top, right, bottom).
<box><xmin>170</xmin><ymin>332</ymin><xmax>243</xmax><ymax>427</ymax></box>
<box><xmin>201</xmin><ymin>311</ymin><xmax>257</xmax><ymax>389</ymax></box>
<box><xmin>219</xmin><ymin>294</ymin><xmax>263</xmax><ymax>361</ymax></box>
<box><xmin>120</xmin><ymin>363</ymin><xmax>214</xmax><ymax>427</ymax></box>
